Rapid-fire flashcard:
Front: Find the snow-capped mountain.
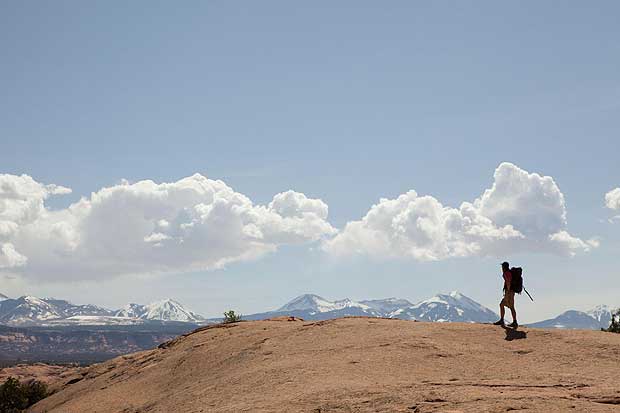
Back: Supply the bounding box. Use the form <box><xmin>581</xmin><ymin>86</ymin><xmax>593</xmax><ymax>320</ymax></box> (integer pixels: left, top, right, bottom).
<box><xmin>586</xmin><ymin>305</ymin><xmax>613</xmax><ymax>327</ymax></box>
<box><xmin>528</xmin><ymin>305</ymin><xmax>617</xmax><ymax>330</ymax></box>
<box><xmin>240</xmin><ymin>291</ymin><xmax>497</xmax><ymax>323</ymax></box>
<box><xmin>42</xmin><ymin>298</ymin><xmax>113</xmax><ymax>318</ymax></box>
<box><xmin>115</xmin><ymin>303</ymin><xmax>148</xmax><ymax>318</ymax></box>
<box><xmin>115</xmin><ymin>299</ymin><xmax>203</xmax><ymax>322</ymax></box>
<box><xmin>241</xmin><ymin>294</ymin><xmax>382</xmax><ymax>321</ymax></box>
<box><xmin>360</xmin><ymin>298</ymin><xmax>414</xmax><ymax>313</ymax></box>
<box><xmin>142</xmin><ymin>299</ymin><xmax>204</xmax><ymax>323</ymax></box>
<box><xmin>0</xmin><ymin>296</ymin><xmax>204</xmax><ymax>326</ymax></box>
<box><xmin>276</xmin><ymin>294</ymin><xmax>340</xmax><ymax>313</ymax></box>
<box><xmin>388</xmin><ymin>291</ymin><xmax>498</xmax><ymax>323</ymax></box>
<box><xmin>0</xmin><ymin>292</ymin><xmax>9</xmax><ymax>301</ymax></box>
<box><xmin>276</xmin><ymin>294</ymin><xmax>380</xmax><ymax>315</ymax></box>
<box><xmin>528</xmin><ymin>310</ymin><xmax>603</xmax><ymax>330</ymax></box>
<box><xmin>0</xmin><ymin>296</ymin><xmax>114</xmax><ymax>326</ymax></box>
<box><xmin>0</xmin><ymin>296</ymin><xmax>64</xmax><ymax>326</ymax></box>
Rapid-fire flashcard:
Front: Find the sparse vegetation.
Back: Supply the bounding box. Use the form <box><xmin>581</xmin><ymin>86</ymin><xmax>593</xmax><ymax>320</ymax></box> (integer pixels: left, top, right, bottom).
<box><xmin>605</xmin><ymin>308</ymin><xmax>620</xmax><ymax>333</ymax></box>
<box><xmin>0</xmin><ymin>377</ymin><xmax>48</xmax><ymax>412</ymax></box>
<box><xmin>223</xmin><ymin>310</ymin><xmax>242</xmax><ymax>324</ymax></box>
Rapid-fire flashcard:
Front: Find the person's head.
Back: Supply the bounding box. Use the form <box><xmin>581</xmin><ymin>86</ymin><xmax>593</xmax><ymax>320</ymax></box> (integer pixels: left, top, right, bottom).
<box><xmin>501</xmin><ymin>261</ymin><xmax>510</xmax><ymax>271</ymax></box>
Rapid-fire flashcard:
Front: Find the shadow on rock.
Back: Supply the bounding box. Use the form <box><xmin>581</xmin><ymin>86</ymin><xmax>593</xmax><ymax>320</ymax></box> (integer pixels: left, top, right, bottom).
<box><xmin>502</xmin><ymin>326</ymin><xmax>527</xmax><ymax>341</ymax></box>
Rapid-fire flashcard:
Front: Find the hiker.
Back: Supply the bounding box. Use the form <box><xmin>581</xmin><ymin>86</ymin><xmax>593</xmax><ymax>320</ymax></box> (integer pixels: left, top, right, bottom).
<box><xmin>494</xmin><ymin>261</ymin><xmax>518</xmax><ymax>328</ymax></box>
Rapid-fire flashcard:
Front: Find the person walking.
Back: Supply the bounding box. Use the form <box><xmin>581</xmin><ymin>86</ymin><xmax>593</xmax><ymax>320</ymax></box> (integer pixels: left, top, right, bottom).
<box><xmin>493</xmin><ymin>261</ymin><xmax>518</xmax><ymax>328</ymax></box>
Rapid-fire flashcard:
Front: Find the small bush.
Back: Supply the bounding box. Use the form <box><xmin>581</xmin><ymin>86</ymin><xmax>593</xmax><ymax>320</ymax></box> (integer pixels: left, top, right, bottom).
<box><xmin>223</xmin><ymin>310</ymin><xmax>242</xmax><ymax>324</ymax></box>
<box><xmin>0</xmin><ymin>377</ymin><xmax>48</xmax><ymax>412</ymax></box>
<box><xmin>23</xmin><ymin>380</ymin><xmax>48</xmax><ymax>405</ymax></box>
<box><xmin>606</xmin><ymin>308</ymin><xmax>620</xmax><ymax>333</ymax></box>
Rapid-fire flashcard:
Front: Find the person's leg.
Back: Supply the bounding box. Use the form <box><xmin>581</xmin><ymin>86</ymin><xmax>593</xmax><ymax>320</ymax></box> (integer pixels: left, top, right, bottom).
<box><xmin>494</xmin><ymin>300</ymin><xmax>506</xmax><ymax>325</ymax></box>
<box><xmin>506</xmin><ymin>292</ymin><xmax>518</xmax><ymax>327</ymax></box>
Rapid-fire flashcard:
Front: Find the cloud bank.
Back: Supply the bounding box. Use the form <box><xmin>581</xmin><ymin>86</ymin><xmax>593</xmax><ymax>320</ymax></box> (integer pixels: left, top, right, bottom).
<box><xmin>0</xmin><ymin>163</ymin><xmax>596</xmax><ymax>281</ymax></box>
<box><xmin>324</xmin><ymin>163</ymin><xmax>596</xmax><ymax>260</ymax></box>
<box><xmin>0</xmin><ymin>174</ymin><xmax>335</xmax><ymax>280</ymax></box>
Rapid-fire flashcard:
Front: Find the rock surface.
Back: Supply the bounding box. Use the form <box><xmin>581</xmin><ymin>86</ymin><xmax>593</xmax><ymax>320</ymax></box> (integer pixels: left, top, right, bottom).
<box><xmin>0</xmin><ymin>363</ymin><xmax>85</xmax><ymax>394</ymax></box>
<box><xmin>31</xmin><ymin>317</ymin><xmax>620</xmax><ymax>412</ymax></box>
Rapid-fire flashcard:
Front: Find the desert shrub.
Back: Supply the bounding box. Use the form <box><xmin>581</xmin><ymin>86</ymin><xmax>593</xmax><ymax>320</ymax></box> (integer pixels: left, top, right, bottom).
<box><xmin>0</xmin><ymin>377</ymin><xmax>48</xmax><ymax>412</ymax></box>
<box><xmin>606</xmin><ymin>308</ymin><xmax>620</xmax><ymax>333</ymax></box>
<box><xmin>223</xmin><ymin>310</ymin><xmax>242</xmax><ymax>324</ymax></box>
<box><xmin>0</xmin><ymin>377</ymin><xmax>27</xmax><ymax>413</ymax></box>
<box><xmin>22</xmin><ymin>380</ymin><xmax>48</xmax><ymax>405</ymax></box>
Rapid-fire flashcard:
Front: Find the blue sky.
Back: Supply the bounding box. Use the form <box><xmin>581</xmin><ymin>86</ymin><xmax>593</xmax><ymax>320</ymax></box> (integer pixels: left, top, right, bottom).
<box><xmin>1</xmin><ymin>2</ymin><xmax>619</xmax><ymax>322</ymax></box>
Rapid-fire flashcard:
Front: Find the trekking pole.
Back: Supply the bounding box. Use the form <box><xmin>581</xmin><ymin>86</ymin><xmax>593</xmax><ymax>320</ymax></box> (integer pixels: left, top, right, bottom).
<box><xmin>523</xmin><ymin>287</ymin><xmax>534</xmax><ymax>302</ymax></box>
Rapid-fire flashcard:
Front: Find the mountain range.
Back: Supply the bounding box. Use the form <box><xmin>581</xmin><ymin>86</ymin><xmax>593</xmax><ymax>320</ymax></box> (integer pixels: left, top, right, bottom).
<box><xmin>213</xmin><ymin>293</ymin><xmax>617</xmax><ymax>329</ymax></box>
<box><xmin>0</xmin><ymin>295</ymin><xmax>204</xmax><ymax>326</ymax></box>
<box><xmin>0</xmin><ymin>291</ymin><xmax>616</xmax><ymax>330</ymax></box>
<box><xmin>527</xmin><ymin>305</ymin><xmax>615</xmax><ymax>330</ymax></box>
<box><xmin>236</xmin><ymin>291</ymin><xmax>499</xmax><ymax>323</ymax></box>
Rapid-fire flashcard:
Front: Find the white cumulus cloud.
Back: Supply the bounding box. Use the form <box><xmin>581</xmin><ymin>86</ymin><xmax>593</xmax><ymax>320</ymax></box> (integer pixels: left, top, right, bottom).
<box><xmin>324</xmin><ymin>162</ymin><xmax>595</xmax><ymax>260</ymax></box>
<box><xmin>0</xmin><ymin>243</ymin><xmax>28</xmax><ymax>268</ymax></box>
<box><xmin>0</xmin><ymin>173</ymin><xmax>335</xmax><ymax>280</ymax></box>
<box><xmin>0</xmin><ymin>173</ymin><xmax>71</xmax><ymax>225</ymax></box>
<box><xmin>605</xmin><ymin>188</ymin><xmax>620</xmax><ymax>210</ymax></box>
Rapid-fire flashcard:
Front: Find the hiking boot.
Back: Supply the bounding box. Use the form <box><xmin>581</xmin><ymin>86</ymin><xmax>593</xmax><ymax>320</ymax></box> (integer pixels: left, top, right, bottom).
<box><xmin>492</xmin><ymin>319</ymin><xmax>505</xmax><ymax>326</ymax></box>
<box><xmin>508</xmin><ymin>321</ymin><xmax>519</xmax><ymax>328</ymax></box>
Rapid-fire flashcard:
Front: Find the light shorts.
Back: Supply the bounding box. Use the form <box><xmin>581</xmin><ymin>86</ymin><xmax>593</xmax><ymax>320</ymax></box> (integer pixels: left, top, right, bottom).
<box><xmin>501</xmin><ymin>290</ymin><xmax>515</xmax><ymax>309</ymax></box>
